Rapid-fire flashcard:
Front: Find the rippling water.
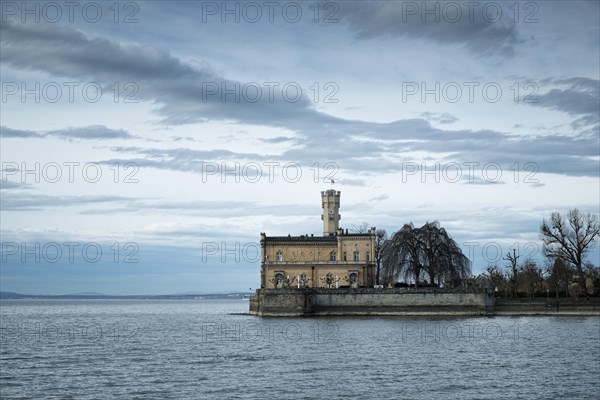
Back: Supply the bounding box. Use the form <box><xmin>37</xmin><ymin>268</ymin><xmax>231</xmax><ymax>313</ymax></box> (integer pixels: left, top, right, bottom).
<box><xmin>1</xmin><ymin>299</ymin><xmax>598</xmax><ymax>399</ymax></box>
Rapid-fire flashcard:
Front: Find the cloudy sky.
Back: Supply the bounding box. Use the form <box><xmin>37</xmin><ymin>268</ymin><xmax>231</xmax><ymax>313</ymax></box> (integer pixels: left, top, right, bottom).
<box><xmin>1</xmin><ymin>0</ymin><xmax>598</xmax><ymax>295</ymax></box>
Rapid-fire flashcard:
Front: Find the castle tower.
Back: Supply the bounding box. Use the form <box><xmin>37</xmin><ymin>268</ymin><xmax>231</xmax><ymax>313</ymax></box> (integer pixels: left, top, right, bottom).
<box><xmin>321</xmin><ymin>190</ymin><xmax>341</xmax><ymax>236</ymax></box>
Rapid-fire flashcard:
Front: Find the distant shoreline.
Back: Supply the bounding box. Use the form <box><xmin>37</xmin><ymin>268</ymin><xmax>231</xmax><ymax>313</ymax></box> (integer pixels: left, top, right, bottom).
<box><xmin>0</xmin><ymin>292</ymin><xmax>253</xmax><ymax>300</ymax></box>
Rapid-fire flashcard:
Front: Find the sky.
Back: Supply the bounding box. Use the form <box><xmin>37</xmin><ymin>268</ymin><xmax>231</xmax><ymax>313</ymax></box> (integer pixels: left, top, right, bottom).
<box><xmin>1</xmin><ymin>0</ymin><xmax>599</xmax><ymax>295</ymax></box>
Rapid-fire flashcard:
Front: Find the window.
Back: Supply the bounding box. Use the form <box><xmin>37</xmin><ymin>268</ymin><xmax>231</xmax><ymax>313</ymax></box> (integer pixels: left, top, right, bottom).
<box><xmin>366</xmin><ymin>251</ymin><xmax>370</xmax><ymax>262</ymax></box>
<box><xmin>353</xmin><ymin>251</ymin><xmax>360</xmax><ymax>261</ymax></box>
<box><xmin>343</xmin><ymin>251</ymin><xmax>347</xmax><ymax>261</ymax></box>
<box><xmin>274</xmin><ymin>272</ymin><xmax>284</xmax><ymax>288</ymax></box>
<box><xmin>276</xmin><ymin>251</ymin><xmax>283</xmax><ymax>262</ymax></box>
<box><xmin>330</xmin><ymin>251</ymin><xmax>336</xmax><ymax>261</ymax></box>
<box><xmin>299</xmin><ymin>273</ymin><xmax>309</xmax><ymax>288</ymax></box>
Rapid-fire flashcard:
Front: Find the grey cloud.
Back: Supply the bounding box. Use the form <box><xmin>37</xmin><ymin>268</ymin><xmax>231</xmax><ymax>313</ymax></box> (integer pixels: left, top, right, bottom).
<box><xmin>48</xmin><ymin>125</ymin><xmax>134</xmax><ymax>140</ymax></box>
<box><xmin>99</xmin><ymin>147</ymin><xmax>270</xmax><ymax>175</ymax></box>
<box><xmin>0</xmin><ymin>188</ymin><xmax>317</xmax><ymax>218</ymax></box>
<box><xmin>0</xmin><ymin>181</ymin><xmax>33</xmax><ymax>190</ymax></box>
<box><xmin>461</xmin><ymin>176</ymin><xmax>506</xmax><ymax>185</ymax></box>
<box><xmin>340</xmin><ymin>178</ymin><xmax>368</xmax><ymax>187</ymax></box>
<box><xmin>2</xmin><ymin>22</ymin><xmax>597</xmax><ymax>178</ymax></box>
<box><xmin>0</xmin><ymin>21</ymin><xmax>199</xmax><ymax>82</ymax></box>
<box><xmin>419</xmin><ymin>112</ymin><xmax>458</xmax><ymax>124</ymax></box>
<box><xmin>282</xmin><ymin>119</ymin><xmax>599</xmax><ymax>177</ymax></box>
<box><xmin>75</xmin><ymin>200</ymin><xmax>318</xmax><ymax>219</ymax></box>
<box><xmin>258</xmin><ymin>136</ymin><xmax>297</xmax><ymax>144</ymax></box>
<box><xmin>144</xmin><ymin>200</ymin><xmax>317</xmax><ymax>217</ymax></box>
<box><xmin>136</xmin><ymin>227</ymin><xmax>251</xmax><ymax>241</ymax></box>
<box><xmin>0</xmin><ymin>125</ymin><xmax>133</xmax><ymax>140</ymax></box>
<box><xmin>369</xmin><ymin>194</ymin><xmax>389</xmax><ymax>202</ymax></box>
<box><xmin>171</xmin><ymin>136</ymin><xmax>196</xmax><ymax>142</ymax></box>
<box><xmin>1</xmin><ymin>126</ymin><xmax>44</xmax><ymax>138</ymax></box>
<box><xmin>98</xmin><ymin>117</ymin><xmax>599</xmax><ymax>178</ymax></box>
<box><xmin>335</xmin><ymin>0</ymin><xmax>524</xmax><ymax>56</ymax></box>
<box><xmin>78</xmin><ymin>207</ymin><xmax>136</xmax><ymax>215</ymax></box>
<box><xmin>0</xmin><ymin>192</ymin><xmax>138</xmax><ymax>211</ymax></box>
<box><xmin>0</xmin><ymin>21</ymin><xmax>322</xmax><ymax>127</ymax></box>
<box><xmin>531</xmin><ymin>77</ymin><xmax>599</xmax><ymax>129</ymax></box>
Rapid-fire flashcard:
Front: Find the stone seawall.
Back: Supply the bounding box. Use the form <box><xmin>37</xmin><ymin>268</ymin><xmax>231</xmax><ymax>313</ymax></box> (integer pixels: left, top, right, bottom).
<box><xmin>494</xmin><ymin>299</ymin><xmax>600</xmax><ymax>316</ymax></box>
<box><xmin>249</xmin><ymin>288</ymin><xmax>494</xmax><ymax>316</ymax></box>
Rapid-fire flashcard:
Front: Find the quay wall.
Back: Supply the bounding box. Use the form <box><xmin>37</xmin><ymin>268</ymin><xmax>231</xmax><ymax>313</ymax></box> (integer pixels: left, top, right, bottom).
<box><xmin>249</xmin><ymin>288</ymin><xmax>494</xmax><ymax>316</ymax></box>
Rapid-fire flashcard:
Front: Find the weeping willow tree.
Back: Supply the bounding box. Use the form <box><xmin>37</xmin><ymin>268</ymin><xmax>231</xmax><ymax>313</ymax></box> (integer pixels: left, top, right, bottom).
<box><xmin>381</xmin><ymin>221</ymin><xmax>471</xmax><ymax>288</ymax></box>
<box><xmin>381</xmin><ymin>223</ymin><xmax>423</xmax><ymax>285</ymax></box>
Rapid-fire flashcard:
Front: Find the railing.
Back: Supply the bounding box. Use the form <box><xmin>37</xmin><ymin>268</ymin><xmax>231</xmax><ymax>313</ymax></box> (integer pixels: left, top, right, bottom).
<box><xmin>258</xmin><ymin>287</ymin><xmax>491</xmax><ymax>295</ymax></box>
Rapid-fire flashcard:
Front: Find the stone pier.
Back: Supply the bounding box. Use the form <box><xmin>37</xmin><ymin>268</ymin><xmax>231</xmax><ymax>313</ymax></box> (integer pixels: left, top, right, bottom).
<box><xmin>249</xmin><ymin>288</ymin><xmax>495</xmax><ymax>316</ymax></box>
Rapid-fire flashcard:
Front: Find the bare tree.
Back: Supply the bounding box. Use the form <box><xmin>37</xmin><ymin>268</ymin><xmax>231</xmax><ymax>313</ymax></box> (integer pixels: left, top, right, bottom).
<box><xmin>540</xmin><ymin>209</ymin><xmax>600</xmax><ymax>294</ymax></box>
<box><xmin>521</xmin><ymin>259</ymin><xmax>543</xmax><ymax>298</ymax></box>
<box><xmin>484</xmin><ymin>264</ymin><xmax>506</xmax><ymax>295</ymax></box>
<box><xmin>584</xmin><ymin>262</ymin><xmax>600</xmax><ymax>295</ymax></box>
<box><xmin>547</xmin><ymin>258</ymin><xmax>573</xmax><ymax>297</ymax></box>
<box><xmin>503</xmin><ymin>249</ymin><xmax>520</xmax><ymax>298</ymax></box>
<box><xmin>374</xmin><ymin>229</ymin><xmax>387</xmax><ymax>285</ymax></box>
<box><xmin>351</xmin><ymin>222</ymin><xmax>370</xmax><ymax>233</ymax></box>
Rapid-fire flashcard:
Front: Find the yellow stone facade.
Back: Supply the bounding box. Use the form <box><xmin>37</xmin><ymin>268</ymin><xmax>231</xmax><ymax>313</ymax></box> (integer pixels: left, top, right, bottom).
<box><xmin>260</xmin><ymin>190</ymin><xmax>376</xmax><ymax>289</ymax></box>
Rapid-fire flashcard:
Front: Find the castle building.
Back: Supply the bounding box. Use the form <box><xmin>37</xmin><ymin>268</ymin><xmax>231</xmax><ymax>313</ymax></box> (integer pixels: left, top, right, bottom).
<box><xmin>260</xmin><ymin>190</ymin><xmax>376</xmax><ymax>289</ymax></box>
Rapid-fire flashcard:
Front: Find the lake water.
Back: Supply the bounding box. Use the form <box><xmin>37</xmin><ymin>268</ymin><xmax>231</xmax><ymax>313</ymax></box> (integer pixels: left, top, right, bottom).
<box><xmin>1</xmin><ymin>299</ymin><xmax>599</xmax><ymax>399</ymax></box>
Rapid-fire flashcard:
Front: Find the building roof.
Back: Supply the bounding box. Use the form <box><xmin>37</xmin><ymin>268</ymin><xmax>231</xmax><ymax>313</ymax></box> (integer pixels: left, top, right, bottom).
<box><xmin>261</xmin><ymin>232</ymin><xmax>373</xmax><ymax>243</ymax></box>
<box><xmin>262</xmin><ymin>235</ymin><xmax>337</xmax><ymax>243</ymax></box>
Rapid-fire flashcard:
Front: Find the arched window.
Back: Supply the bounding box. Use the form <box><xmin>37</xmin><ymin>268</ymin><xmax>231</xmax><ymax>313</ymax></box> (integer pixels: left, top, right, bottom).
<box><xmin>274</xmin><ymin>272</ymin><xmax>284</xmax><ymax>288</ymax></box>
